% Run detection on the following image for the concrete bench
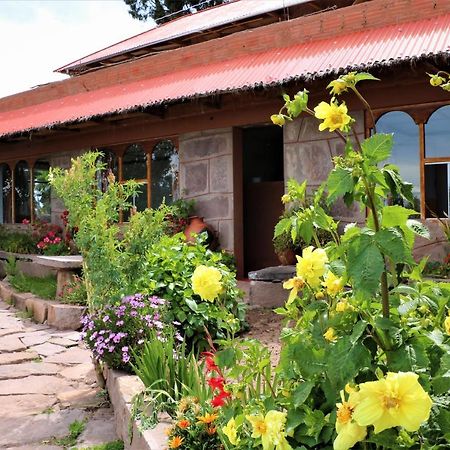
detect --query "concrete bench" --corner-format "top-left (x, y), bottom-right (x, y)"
top-left (34, 255), bottom-right (83, 297)
top-left (247, 265), bottom-right (295, 308)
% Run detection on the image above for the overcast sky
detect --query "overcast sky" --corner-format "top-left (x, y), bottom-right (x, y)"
top-left (0, 0), bottom-right (151, 98)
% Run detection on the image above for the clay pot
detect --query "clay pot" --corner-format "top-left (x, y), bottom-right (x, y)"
top-left (276, 248), bottom-right (296, 266)
top-left (184, 216), bottom-right (219, 250)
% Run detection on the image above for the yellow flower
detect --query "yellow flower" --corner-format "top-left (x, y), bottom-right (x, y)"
top-left (314, 100), bottom-right (352, 132)
top-left (428, 73), bottom-right (446, 87)
top-left (271, 114), bottom-right (286, 127)
top-left (336, 300), bottom-right (354, 313)
top-left (328, 79), bottom-right (348, 95)
top-left (353, 372), bottom-right (432, 433)
top-left (444, 315), bottom-right (450, 335)
top-left (322, 272), bottom-right (344, 296)
top-left (196, 412), bottom-right (218, 425)
top-left (222, 417), bottom-right (240, 445)
top-left (168, 435), bottom-right (184, 448)
top-left (281, 194), bottom-right (291, 204)
top-left (246, 410), bottom-right (292, 450)
top-left (283, 276), bottom-right (305, 305)
top-left (191, 265), bottom-right (222, 302)
top-left (296, 246), bottom-right (328, 287)
top-left (334, 390), bottom-right (367, 450)
top-left (315, 291), bottom-right (325, 299)
top-left (324, 327), bottom-right (338, 342)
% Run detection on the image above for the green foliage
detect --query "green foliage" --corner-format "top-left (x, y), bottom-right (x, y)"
top-left (134, 233), bottom-right (246, 348)
top-left (0, 226), bottom-right (36, 254)
top-left (9, 273), bottom-right (57, 300)
top-left (58, 275), bottom-right (88, 305)
top-left (75, 441), bottom-right (124, 450)
top-left (51, 419), bottom-right (86, 447)
top-left (132, 329), bottom-right (210, 423)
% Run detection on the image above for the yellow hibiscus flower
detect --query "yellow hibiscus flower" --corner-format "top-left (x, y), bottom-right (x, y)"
top-left (281, 194), bottom-right (291, 204)
top-left (323, 327), bottom-right (338, 342)
top-left (271, 114), bottom-right (286, 127)
top-left (322, 271), bottom-right (344, 296)
top-left (444, 315), bottom-right (450, 335)
top-left (246, 410), bottom-right (292, 450)
top-left (283, 276), bottom-right (305, 305)
top-left (222, 417), bottom-right (240, 445)
top-left (328, 79), bottom-right (348, 95)
top-left (191, 265), bottom-right (222, 302)
top-left (313, 100), bottom-right (352, 132)
top-left (353, 372), bottom-right (432, 433)
top-left (296, 246), bottom-right (328, 287)
top-left (336, 300), bottom-right (354, 313)
top-left (334, 390), bottom-right (367, 450)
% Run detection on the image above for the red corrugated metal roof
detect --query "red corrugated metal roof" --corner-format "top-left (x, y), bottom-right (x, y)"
top-left (1, 14), bottom-right (449, 138)
top-left (56, 0), bottom-right (308, 74)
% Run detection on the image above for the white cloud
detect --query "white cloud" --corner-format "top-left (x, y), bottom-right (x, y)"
top-left (0, 0), bottom-right (151, 98)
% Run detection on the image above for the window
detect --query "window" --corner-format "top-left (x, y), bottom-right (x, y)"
top-left (97, 150), bottom-right (118, 192)
top-left (376, 111), bottom-right (420, 211)
top-left (424, 105), bottom-right (450, 218)
top-left (14, 161), bottom-right (31, 223)
top-left (0, 164), bottom-right (12, 224)
top-left (151, 140), bottom-right (178, 208)
top-left (33, 160), bottom-right (51, 222)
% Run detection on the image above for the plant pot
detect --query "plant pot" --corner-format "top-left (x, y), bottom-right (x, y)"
top-left (276, 248), bottom-right (296, 265)
top-left (184, 216), bottom-right (219, 250)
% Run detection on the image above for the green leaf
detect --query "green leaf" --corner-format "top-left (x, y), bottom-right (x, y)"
top-left (375, 228), bottom-right (410, 264)
top-left (361, 133), bottom-right (393, 163)
top-left (354, 72), bottom-right (380, 83)
top-left (216, 347), bottom-right (236, 368)
top-left (326, 167), bottom-right (354, 204)
top-left (388, 338), bottom-right (430, 372)
top-left (406, 219), bottom-right (430, 240)
top-left (292, 381), bottom-right (315, 407)
top-left (347, 234), bottom-right (384, 295)
top-left (274, 217), bottom-right (291, 238)
top-left (184, 298), bottom-right (198, 312)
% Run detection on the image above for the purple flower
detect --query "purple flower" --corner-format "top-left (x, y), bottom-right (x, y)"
top-left (122, 353), bottom-right (130, 363)
top-left (116, 320), bottom-right (124, 326)
top-left (103, 315), bottom-right (110, 323)
top-left (121, 346), bottom-right (129, 352)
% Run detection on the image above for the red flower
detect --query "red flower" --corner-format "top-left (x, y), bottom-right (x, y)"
top-left (208, 376), bottom-right (225, 391)
top-left (211, 390), bottom-right (231, 407)
top-left (22, 219), bottom-right (30, 225)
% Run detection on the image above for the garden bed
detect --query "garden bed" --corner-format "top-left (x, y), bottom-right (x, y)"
top-left (0, 278), bottom-right (85, 330)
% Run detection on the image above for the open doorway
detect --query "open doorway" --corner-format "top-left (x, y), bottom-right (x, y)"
top-left (242, 125), bottom-right (284, 275)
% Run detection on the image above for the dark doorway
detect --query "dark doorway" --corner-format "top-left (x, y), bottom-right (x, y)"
top-left (242, 126), bottom-right (284, 275)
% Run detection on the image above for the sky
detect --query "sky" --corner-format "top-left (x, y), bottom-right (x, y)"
top-left (0, 0), bottom-right (152, 98)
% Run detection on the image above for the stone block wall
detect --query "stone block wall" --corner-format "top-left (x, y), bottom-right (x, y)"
top-left (283, 111), bottom-right (365, 226)
top-left (178, 128), bottom-right (234, 251)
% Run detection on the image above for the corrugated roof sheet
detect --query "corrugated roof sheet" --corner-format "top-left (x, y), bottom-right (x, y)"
top-left (1, 14), bottom-right (449, 138)
top-left (56, 0), bottom-right (308, 73)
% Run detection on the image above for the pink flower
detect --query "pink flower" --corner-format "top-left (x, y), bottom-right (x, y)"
top-left (54, 237), bottom-right (61, 243)
top-left (22, 219), bottom-right (30, 225)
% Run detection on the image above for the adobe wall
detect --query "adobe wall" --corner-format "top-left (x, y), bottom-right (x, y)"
top-left (178, 128), bottom-right (234, 251)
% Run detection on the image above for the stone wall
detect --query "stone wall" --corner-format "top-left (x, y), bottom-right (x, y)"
top-left (178, 128), bottom-right (234, 251)
top-left (49, 150), bottom-right (84, 225)
top-left (283, 111), bottom-right (365, 226)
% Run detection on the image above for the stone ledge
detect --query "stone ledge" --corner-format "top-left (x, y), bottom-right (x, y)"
top-left (0, 280), bottom-right (85, 330)
top-left (104, 366), bottom-right (169, 450)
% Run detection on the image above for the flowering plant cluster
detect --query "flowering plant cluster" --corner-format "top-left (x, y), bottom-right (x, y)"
top-left (165, 397), bottom-right (222, 449)
top-left (81, 293), bottom-right (172, 371)
top-left (202, 351), bottom-right (231, 408)
top-left (58, 275), bottom-right (87, 306)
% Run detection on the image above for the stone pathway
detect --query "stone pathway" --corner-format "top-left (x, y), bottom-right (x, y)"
top-left (0, 299), bottom-right (118, 449)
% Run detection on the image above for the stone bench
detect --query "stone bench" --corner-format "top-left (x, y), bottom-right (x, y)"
top-left (34, 255), bottom-right (83, 298)
top-left (247, 265), bottom-right (295, 308)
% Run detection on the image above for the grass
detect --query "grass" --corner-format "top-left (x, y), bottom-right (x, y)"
top-left (15, 309), bottom-right (33, 320)
top-left (50, 419), bottom-right (86, 448)
top-left (9, 273), bottom-right (57, 300)
top-left (75, 441), bottom-right (124, 450)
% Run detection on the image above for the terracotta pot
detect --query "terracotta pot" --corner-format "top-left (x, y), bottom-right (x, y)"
top-left (277, 248), bottom-right (296, 266)
top-left (184, 216), bottom-right (207, 242)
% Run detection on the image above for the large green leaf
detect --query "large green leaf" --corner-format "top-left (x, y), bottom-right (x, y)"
top-left (292, 381), bottom-right (315, 407)
top-left (274, 217), bottom-right (291, 238)
top-left (375, 227), bottom-right (410, 264)
top-left (327, 167), bottom-right (354, 204)
top-left (387, 337), bottom-right (430, 372)
top-left (361, 133), bottom-right (393, 163)
top-left (347, 233), bottom-right (384, 295)
top-left (381, 205), bottom-right (417, 248)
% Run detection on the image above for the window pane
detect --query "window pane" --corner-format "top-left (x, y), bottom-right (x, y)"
top-left (425, 163), bottom-right (450, 218)
top-left (122, 144), bottom-right (147, 180)
top-left (33, 160), bottom-right (51, 222)
top-left (97, 150), bottom-right (118, 191)
top-left (14, 161), bottom-right (30, 223)
top-left (425, 105), bottom-right (450, 158)
top-left (151, 140), bottom-right (178, 208)
top-left (0, 164), bottom-right (12, 224)
top-left (376, 111), bottom-right (420, 210)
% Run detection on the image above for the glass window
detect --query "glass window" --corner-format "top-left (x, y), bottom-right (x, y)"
top-left (33, 160), bottom-right (51, 222)
top-left (376, 111), bottom-right (420, 211)
top-left (122, 144), bottom-right (147, 180)
top-left (425, 105), bottom-right (450, 158)
top-left (14, 161), bottom-right (31, 223)
top-left (0, 164), bottom-right (12, 224)
top-left (151, 140), bottom-right (178, 208)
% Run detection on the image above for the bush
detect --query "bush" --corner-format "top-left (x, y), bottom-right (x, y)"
top-left (58, 275), bottom-right (88, 305)
top-left (81, 293), bottom-right (172, 371)
top-left (134, 233), bottom-right (246, 349)
top-left (0, 226), bottom-right (37, 254)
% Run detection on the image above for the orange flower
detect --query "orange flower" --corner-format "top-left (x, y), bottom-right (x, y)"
top-left (197, 412), bottom-right (218, 425)
top-left (168, 435), bottom-right (184, 448)
top-left (207, 426), bottom-right (217, 435)
top-left (177, 419), bottom-right (190, 429)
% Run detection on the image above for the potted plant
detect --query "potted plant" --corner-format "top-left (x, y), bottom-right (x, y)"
top-left (273, 230), bottom-right (296, 265)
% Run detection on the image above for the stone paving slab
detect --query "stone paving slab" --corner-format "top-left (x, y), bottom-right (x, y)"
top-left (0, 298), bottom-right (118, 448)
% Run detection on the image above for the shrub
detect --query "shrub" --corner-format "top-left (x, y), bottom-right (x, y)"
top-left (134, 233), bottom-right (246, 349)
top-left (81, 293), bottom-right (172, 371)
top-left (58, 275), bottom-right (88, 305)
